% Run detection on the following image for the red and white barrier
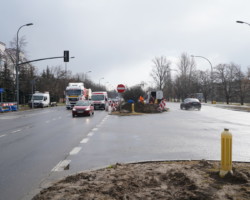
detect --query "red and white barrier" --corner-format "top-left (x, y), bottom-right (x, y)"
top-left (158, 99), bottom-right (167, 111)
top-left (109, 101), bottom-right (119, 112)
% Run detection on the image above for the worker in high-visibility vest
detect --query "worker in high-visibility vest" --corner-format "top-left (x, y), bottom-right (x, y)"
top-left (139, 96), bottom-right (144, 104)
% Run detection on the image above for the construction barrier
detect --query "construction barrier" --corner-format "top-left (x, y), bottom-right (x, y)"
top-left (109, 101), bottom-right (119, 112)
top-left (158, 99), bottom-right (167, 111)
top-left (0, 102), bottom-right (17, 112)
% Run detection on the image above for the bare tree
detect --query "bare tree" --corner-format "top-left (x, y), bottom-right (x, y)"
top-left (235, 67), bottom-right (249, 105)
top-left (150, 56), bottom-right (171, 90)
top-left (10, 36), bottom-right (28, 54)
top-left (214, 63), bottom-right (238, 104)
top-left (196, 70), bottom-right (211, 103)
top-left (163, 69), bottom-right (173, 100)
top-left (175, 52), bottom-right (196, 100)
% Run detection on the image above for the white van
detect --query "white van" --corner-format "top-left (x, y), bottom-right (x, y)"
top-left (29, 91), bottom-right (50, 108)
top-left (145, 90), bottom-right (163, 104)
top-left (91, 91), bottom-right (108, 110)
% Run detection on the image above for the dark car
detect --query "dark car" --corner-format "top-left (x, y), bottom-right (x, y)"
top-left (72, 100), bottom-right (94, 117)
top-left (180, 98), bottom-right (201, 110)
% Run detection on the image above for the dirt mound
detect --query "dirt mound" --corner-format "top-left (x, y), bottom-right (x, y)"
top-left (32, 160), bottom-right (250, 200)
top-left (121, 102), bottom-right (162, 113)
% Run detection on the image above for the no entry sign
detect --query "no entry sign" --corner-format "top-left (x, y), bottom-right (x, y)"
top-left (117, 84), bottom-right (126, 93)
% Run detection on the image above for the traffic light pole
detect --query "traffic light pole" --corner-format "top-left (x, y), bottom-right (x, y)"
top-left (15, 51), bottom-right (69, 110)
top-left (18, 56), bottom-right (64, 66)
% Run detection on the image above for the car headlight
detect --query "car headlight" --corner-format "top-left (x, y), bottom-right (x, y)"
top-left (72, 108), bottom-right (76, 111)
top-left (85, 108), bottom-right (90, 111)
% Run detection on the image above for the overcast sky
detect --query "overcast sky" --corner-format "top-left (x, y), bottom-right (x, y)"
top-left (1, 0), bottom-right (250, 89)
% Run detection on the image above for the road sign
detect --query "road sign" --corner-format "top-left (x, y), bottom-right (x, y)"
top-left (117, 84), bottom-right (126, 93)
top-left (0, 88), bottom-right (4, 93)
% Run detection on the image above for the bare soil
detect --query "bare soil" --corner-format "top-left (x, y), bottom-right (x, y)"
top-left (32, 160), bottom-right (250, 200)
top-left (120, 102), bottom-right (162, 113)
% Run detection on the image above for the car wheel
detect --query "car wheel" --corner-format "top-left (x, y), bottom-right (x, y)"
top-left (72, 114), bottom-right (75, 117)
top-left (92, 111), bottom-right (94, 115)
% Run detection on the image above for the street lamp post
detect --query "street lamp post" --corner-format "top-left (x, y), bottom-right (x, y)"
top-left (30, 78), bottom-right (37, 109)
top-left (99, 77), bottom-right (104, 86)
top-left (191, 55), bottom-right (214, 102)
top-left (16, 23), bottom-right (33, 110)
top-left (105, 82), bottom-right (109, 90)
top-left (236, 20), bottom-right (250, 26)
top-left (85, 71), bottom-right (92, 81)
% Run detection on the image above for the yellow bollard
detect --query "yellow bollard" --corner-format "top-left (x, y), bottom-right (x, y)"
top-left (131, 103), bottom-right (135, 113)
top-left (220, 128), bottom-right (233, 177)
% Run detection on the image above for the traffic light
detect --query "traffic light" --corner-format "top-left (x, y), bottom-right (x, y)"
top-left (64, 50), bottom-right (69, 62)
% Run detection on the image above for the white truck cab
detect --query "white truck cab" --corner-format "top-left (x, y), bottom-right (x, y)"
top-left (145, 90), bottom-right (163, 104)
top-left (65, 82), bottom-right (85, 109)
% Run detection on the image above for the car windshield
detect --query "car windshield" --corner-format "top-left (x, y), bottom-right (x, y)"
top-left (184, 98), bottom-right (199, 103)
top-left (66, 90), bottom-right (82, 96)
top-left (91, 95), bottom-right (104, 101)
top-left (75, 101), bottom-right (90, 106)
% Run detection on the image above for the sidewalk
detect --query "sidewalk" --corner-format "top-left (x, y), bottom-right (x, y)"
top-left (203, 102), bottom-right (250, 112)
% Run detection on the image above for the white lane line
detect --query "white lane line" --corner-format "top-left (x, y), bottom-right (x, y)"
top-left (87, 132), bottom-right (94, 137)
top-left (51, 160), bottom-right (71, 172)
top-left (80, 138), bottom-right (89, 143)
top-left (0, 135), bottom-right (6, 138)
top-left (92, 128), bottom-right (98, 132)
top-left (69, 147), bottom-right (82, 155)
top-left (11, 129), bottom-right (21, 133)
top-left (45, 120), bottom-right (50, 123)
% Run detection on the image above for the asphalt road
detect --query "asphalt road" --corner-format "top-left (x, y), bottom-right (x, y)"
top-left (0, 107), bottom-right (108, 200)
top-left (48, 102), bottom-right (250, 176)
top-left (1, 103), bottom-right (250, 200)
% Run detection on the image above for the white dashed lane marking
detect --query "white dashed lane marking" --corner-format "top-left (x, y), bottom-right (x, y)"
top-left (11, 129), bottom-right (21, 133)
top-left (51, 115), bottom-right (109, 172)
top-left (51, 160), bottom-right (71, 172)
top-left (0, 135), bottom-right (6, 138)
top-left (87, 132), bottom-right (94, 137)
top-left (69, 147), bottom-right (82, 155)
top-left (80, 138), bottom-right (89, 143)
